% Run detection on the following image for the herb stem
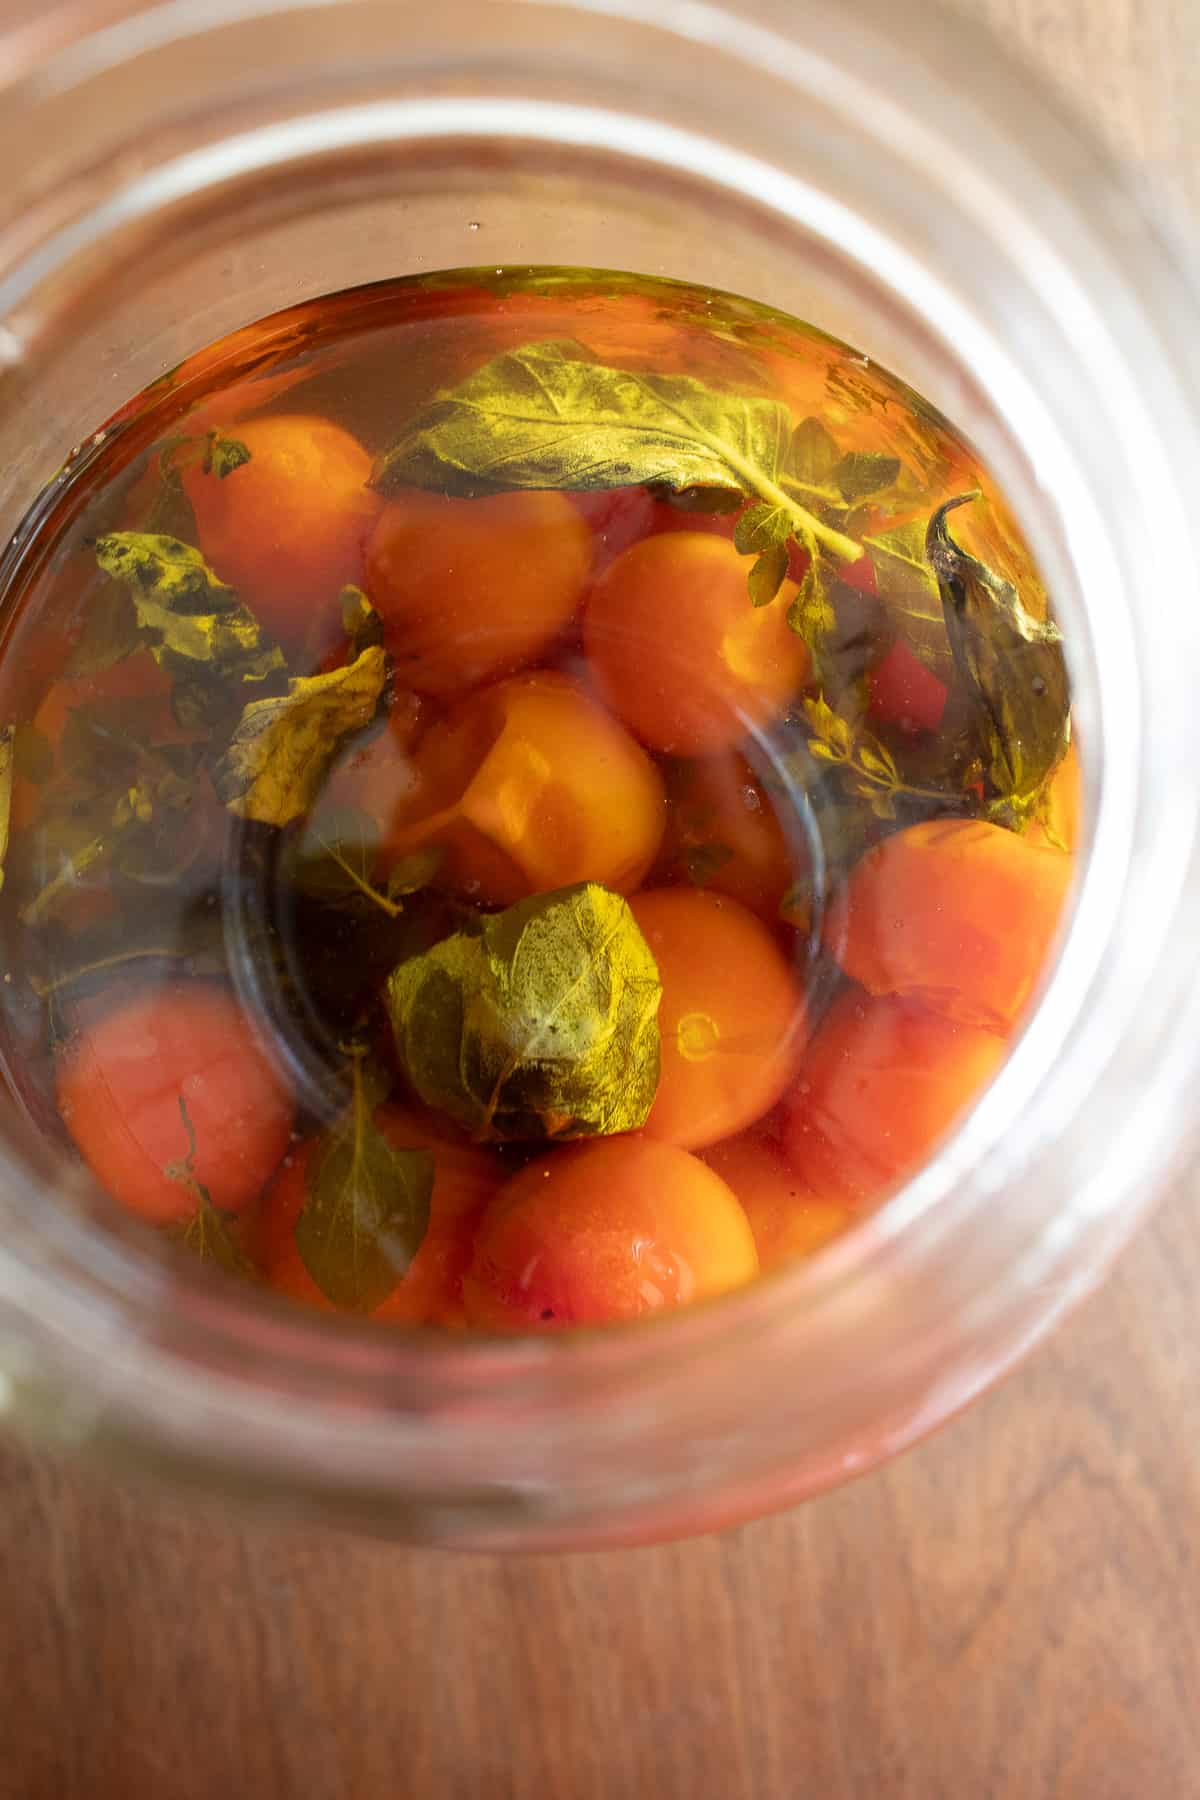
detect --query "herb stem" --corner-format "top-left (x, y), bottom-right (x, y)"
top-left (20, 835), bottom-right (108, 927)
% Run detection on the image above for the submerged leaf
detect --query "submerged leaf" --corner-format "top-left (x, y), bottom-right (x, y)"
top-left (386, 881), bottom-right (662, 1144)
top-left (372, 339), bottom-right (861, 564)
top-left (295, 1056), bottom-right (435, 1312)
top-left (283, 804), bottom-right (438, 917)
top-left (927, 494), bottom-right (1070, 826)
top-left (748, 543), bottom-right (789, 608)
top-left (340, 584), bottom-right (386, 658)
top-left (165, 1095), bottom-right (253, 1277)
top-left (864, 521), bottom-right (952, 674)
top-left (214, 646), bottom-right (387, 827)
top-left (833, 450), bottom-right (901, 503)
top-left (64, 582), bottom-right (149, 676)
top-left (94, 532), bottom-right (286, 710)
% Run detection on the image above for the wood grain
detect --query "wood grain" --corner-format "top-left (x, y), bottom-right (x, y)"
top-left (2, 4), bottom-right (1198, 1797)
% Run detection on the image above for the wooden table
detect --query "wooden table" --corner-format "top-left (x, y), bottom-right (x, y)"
top-left (3, 4), bottom-right (1198, 1796)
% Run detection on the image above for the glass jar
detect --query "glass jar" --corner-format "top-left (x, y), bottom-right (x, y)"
top-left (0, 0), bottom-right (1197, 1550)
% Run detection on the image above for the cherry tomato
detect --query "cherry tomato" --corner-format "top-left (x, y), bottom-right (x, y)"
top-left (463, 1135), bottom-right (758, 1330)
top-left (866, 639), bottom-right (948, 736)
top-left (569, 488), bottom-right (659, 573)
top-left (701, 1133), bottom-right (850, 1270)
top-left (365, 488), bottom-right (591, 697)
top-left (782, 989), bottom-right (1007, 1206)
top-left (256, 1105), bottom-right (501, 1323)
top-left (583, 532), bottom-right (811, 755)
top-left (183, 413), bottom-right (381, 654)
top-left (655, 753), bottom-right (798, 922)
top-left (824, 818), bottom-right (1073, 1035)
top-left (55, 982), bottom-right (295, 1224)
top-left (629, 888), bottom-right (807, 1150)
top-left (382, 670), bottom-right (665, 906)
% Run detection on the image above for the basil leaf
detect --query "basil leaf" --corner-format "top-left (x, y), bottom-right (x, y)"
top-left (748, 543), bottom-right (789, 608)
top-left (734, 503), bottom-right (791, 555)
top-left (296, 1067), bottom-right (435, 1312)
top-left (173, 1198), bottom-right (254, 1277)
top-left (339, 584), bottom-right (386, 658)
top-left (203, 433), bottom-right (252, 479)
top-left (64, 582), bottom-right (149, 676)
top-left (214, 646), bottom-right (387, 827)
top-left (788, 417), bottom-right (839, 487)
top-left (372, 338), bottom-right (861, 564)
top-left (863, 521), bottom-right (953, 674)
top-left (834, 451), bottom-right (901, 503)
top-left (386, 881), bottom-right (662, 1144)
top-left (94, 533), bottom-right (287, 713)
top-left (927, 494), bottom-right (1070, 826)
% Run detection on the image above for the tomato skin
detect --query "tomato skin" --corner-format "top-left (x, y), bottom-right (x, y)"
top-left (255, 1105), bottom-right (501, 1323)
top-left (824, 818), bottom-right (1073, 1036)
top-left (782, 989), bottom-right (1007, 1206)
top-left (382, 669), bottom-right (666, 906)
top-left (866, 639), bottom-right (948, 735)
top-left (365, 488), bottom-right (591, 697)
top-left (628, 888), bottom-right (807, 1150)
top-left (700, 1133), bottom-right (849, 1270)
top-left (583, 532), bottom-right (811, 756)
top-left (55, 982), bottom-right (295, 1224)
top-left (183, 413), bottom-right (381, 653)
top-left (463, 1135), bottom-right (758, 1330)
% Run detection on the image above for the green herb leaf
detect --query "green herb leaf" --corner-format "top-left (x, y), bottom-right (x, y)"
top-left (295, 1055), bottom-right (435, 1312)
top-left (283, 803), bottom-right (439, 917)
top-left (734, 503), bottom-right (791, 556)
top-left (684, 841), bottom-right (735, 887)
top-left (833, 451), bottom-right (901, 503)
top-left (94, 532), bottom-right (287, 720)
top-left (786, 556), bottom-right (835, 649)
top-left (339, 584), bottom-right (386, 658)
top-left (63, 582), bottom-right (149, 676)
top-left (800, 694), bottom-right (957, 822)
top-left (748, 543), bottom-right (789, 608)
top-left (203, 432), bottom-right (252, 479)
top-left (927, 493), bottom-right (1070, 826)
top-left (386, 881), bottom-right (662, 1144)
top-left (214, 646), bottom-right (387, 827)
top-left (165, 1096), bottom-right (253, 1277)
top-left (863, 521), bottom-right (952, 674)
top-left (372, 338), bottom-right (862, 564)
top-left (788, 417), bottom-right (839, 487)
top-left (649, 484), bottom-right (744, 515)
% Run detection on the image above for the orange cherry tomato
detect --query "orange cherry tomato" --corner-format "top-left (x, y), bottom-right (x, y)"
top-left (463, 1135), bottom-right (758, 1330)
top-left (866, 639), bottom-right (948, 736)
top-left (55, 982), bottom-right (295, 1224)
top-left (628, 888), bottom-right (807, 1150)
top-left (256, 1105), bottom-right (501, 1323)
top-left (700, 1133), bottom-right (850, 1270)
top-left (655, 752), bottom-right (798, 922)
top-left (583, 532), bottom-right (811, 755)
top-left (365, 488), bottom-right (591, 697)
top-left (824, 818), bottom-right (1073, 1036)
top-left (382, 670), bottom-right (666, 906)
top-left (183, 413), bottom-right (381, 654)
top-left (783, 989), bottom-right (1007, 1207)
